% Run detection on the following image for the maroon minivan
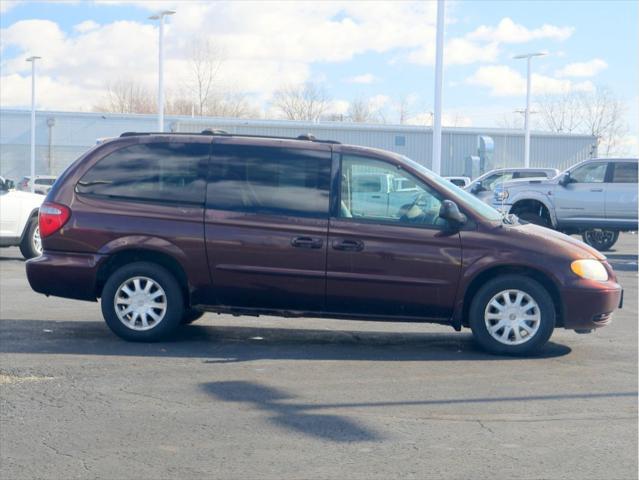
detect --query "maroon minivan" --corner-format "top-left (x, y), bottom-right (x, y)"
top-left (26, 131), bottom-right (623, 355)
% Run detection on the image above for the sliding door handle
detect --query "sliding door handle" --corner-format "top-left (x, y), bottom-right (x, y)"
top-left (332, 239), bottom-right (364, 252)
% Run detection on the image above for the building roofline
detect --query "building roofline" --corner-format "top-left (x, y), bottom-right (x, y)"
top-left (0, 108), bottom-right (597, 139)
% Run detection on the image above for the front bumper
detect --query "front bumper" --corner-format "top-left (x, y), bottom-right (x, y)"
top-left (26, 250), bottom-right (106, 301)
top-left (561, 284), bottom-right (622, 330)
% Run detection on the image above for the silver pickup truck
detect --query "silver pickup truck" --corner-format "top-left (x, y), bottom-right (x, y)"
top-left (492, 158), bottom-right (638, 250)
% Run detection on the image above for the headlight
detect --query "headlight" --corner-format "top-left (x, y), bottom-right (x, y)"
top-left (494, 189), bottom-right (509, 202)
top-left (571, 259), bottom-right (608, 281)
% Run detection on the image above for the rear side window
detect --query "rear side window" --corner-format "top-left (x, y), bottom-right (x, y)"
top-left (207, 145), bottom-right (331, 218)
top-left (76, 142), bottom-right (210, 204)
top-left (516, 171), bottom-right (546, 179)
top-left (611, 162), bottom-right (638, 183)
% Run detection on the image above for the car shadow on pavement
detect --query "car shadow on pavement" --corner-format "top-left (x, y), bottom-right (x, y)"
top-left (0, 319), bottom-right (572, 361)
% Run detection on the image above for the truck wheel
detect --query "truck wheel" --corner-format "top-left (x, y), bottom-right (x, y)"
top-left (515, 211), bottom-right (551, 227)
top-left (582, 229), bottom-right (619, 251)
top-left (101, 262), bottom-right (184, 342)
top-left (19, 218), bottom-right (42, 259)
top-left (181, 308), bottom-right (205, 324)
top-left (469, 275), bottom-right (556, 356)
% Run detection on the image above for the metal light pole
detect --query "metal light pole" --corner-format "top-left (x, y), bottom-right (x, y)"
top-left (26, 56), bottom-right (41, 192)
top-left (431, 0), bottom-right (445, 175)
top-left (149, 10), bottom-right (175, 132)
top-left (514, 52), bottom-right (546, 168)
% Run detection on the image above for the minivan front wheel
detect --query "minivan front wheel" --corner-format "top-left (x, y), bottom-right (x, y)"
top-left (101, 262), bottom-right (184, 341)
top-left (469, 275), bottom-right (555, 355)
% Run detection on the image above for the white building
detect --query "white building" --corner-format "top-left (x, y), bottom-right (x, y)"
top-left (0, 108), bottom-right (597, 180)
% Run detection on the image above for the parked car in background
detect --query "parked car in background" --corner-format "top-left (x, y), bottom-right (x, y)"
top-left (26, 131), bottom-right (623, 355)
top-left (0, 176), bottom-right (43, 258)
top-left (444, 176), bottom-right (471, 188)
top-left (17, 175), bottom-right (57, 195)
top-left (467, 168), bottom-right (560, 204)
top-left (493, 158), bottom-right (638, 251)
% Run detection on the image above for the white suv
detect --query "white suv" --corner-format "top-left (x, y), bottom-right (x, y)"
top-left (0, 177), bottom-right (44, 258)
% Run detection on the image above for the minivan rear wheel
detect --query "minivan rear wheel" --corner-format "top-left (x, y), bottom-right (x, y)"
top-left (469, 275), bottom-right (555, 355)
top-left (101, 262), bottom-right (184, 341)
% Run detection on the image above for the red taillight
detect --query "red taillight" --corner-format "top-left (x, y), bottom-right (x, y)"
top-left (39, 202), bottom-right (71, 238)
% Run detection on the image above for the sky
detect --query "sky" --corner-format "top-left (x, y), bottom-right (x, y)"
top-left (0, 0), bottom-right (637, 150)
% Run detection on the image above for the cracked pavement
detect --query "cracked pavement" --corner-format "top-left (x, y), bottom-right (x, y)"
top-left (1, 234), bottom-right (637, 480)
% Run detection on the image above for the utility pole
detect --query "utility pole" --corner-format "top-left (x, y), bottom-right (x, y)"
top-left (26, 56), bottom-right (41, 191)
top-left (513, 52), bottom-right (546, 167)
top-left (149, 10), bottom-right (175, 132)
top-left (431, 0), bottom-right (445, 175)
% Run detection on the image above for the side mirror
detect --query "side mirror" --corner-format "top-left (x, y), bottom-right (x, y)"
top-left (439, 200), bottom-right (467, 225)
top-left (5, 179), bottom-right (14, 190)
top-left (558, 172), bottom-right (573, 186)
top-left (470, 181), bottom-right (485, 194)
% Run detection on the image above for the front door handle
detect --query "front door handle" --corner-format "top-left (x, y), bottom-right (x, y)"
top-left (291, 236), bottom-right (323, 249)
top-left (590, 188), bottom-right (604, 192)
top-left (332, 239), bottom-right (364, 252)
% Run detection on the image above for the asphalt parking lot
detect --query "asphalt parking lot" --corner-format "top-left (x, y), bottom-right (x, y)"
top-left (1, 234), bottom-right (637, 480)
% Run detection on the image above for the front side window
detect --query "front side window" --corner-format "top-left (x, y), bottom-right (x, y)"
top-left (483, 172), bottom-right (513, 190)
top-left (570, 162), bottom-right (607, 183)
top-left (339, 155), bottom-right (443, 227)
top-left (76, 142), bottom-right (209, 204)
top-left (611, 162), bottom-right (638, 183)
top-left (207, 145), bottom-right (331, 218)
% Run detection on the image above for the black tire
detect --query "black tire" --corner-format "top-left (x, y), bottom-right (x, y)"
top-left (101, 262), bottom-right (184, 342)
top-left (582, 229), bottom-right (619, 251)
top-left (469, 275), bottom-right (556, 356)
top-left (19, 218), bottom-right (42, 259)
top-left (515, 211), bottom-right (551, 228)
top-left (181, 308), bottom-right (205, 324)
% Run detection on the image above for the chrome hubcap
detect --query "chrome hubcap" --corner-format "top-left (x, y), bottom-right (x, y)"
top-left (484, 289), bottom-right (541, 346)
top-left (32, 226), bottom-right (42, 255)
top-left (114, 276), bottom-right (167, 331)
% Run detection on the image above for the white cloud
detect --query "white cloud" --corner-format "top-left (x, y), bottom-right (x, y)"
top-left (466, 65), bottom-right (595, 96)
top-left (407, 17), bottom-right (573, 66)
top-left (73, 20), bottom-right (100, 33)
top-left (0, 4), bottom-right (579, 112)
top-left (467, 17), bottom-right (573, 44)
top-left (555, 58), bottom-right (608, 77)
top-left (0, 0), bottom-right (22, 14)
top-left (345, 73), bottom-right (377, 84)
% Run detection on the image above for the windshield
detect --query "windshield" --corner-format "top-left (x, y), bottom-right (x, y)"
top-left (400, 155), bottom-right (503, 222)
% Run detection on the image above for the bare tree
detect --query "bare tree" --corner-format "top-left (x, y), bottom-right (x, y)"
top-left (272, 82), bottom-right (331, 121)
top-left (496, 112), bottom-right (524, 129)
top-left (186, 38), bottom-right (224, 117)
top-left (93, 79), bottom-right (155, 114)
top-left (536, 92), bottom-right (582, 133)
top-left (535, 85), bottom-right (628, 156)
top-left (347, 98), bottom-right (382, 123)
top-left (578, 87), bottom-right (627, 156)
top-left (395, 96), bottom-right (412, 125)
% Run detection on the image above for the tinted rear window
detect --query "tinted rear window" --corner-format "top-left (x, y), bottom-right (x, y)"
top-left (611, 162), bottom-right (638, 183)
top-left (76, 142), bottom-right (209, 204)
top-left (207, 145), bottom-right (331, 217)
top-left (517, 171), bottom-right (547, 179)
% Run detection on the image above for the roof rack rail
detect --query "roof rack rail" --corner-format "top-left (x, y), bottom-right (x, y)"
top-left (119, 130), bottom-right (340, 144)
